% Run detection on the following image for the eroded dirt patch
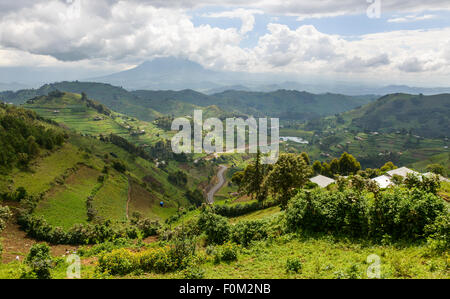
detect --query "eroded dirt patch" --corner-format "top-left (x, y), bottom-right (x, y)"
top-left (1, 221), bottom-right (87, 264)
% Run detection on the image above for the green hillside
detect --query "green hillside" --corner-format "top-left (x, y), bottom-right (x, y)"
top-left (1, 82), bottom-right (376, 123)
top-left (22, 91), bottom-right (167, 147)
top-left (1, 95), bottom-right (449, 281)
top-left (282, 93), bottom-right (450, 169)
top-left (0, 102), bottom-right (214, 229)
top-left (209, 90), bottom-right (375, 119)
top-left (350, 93), bottom-right (450, 138)
top-left (0, 82), bottom-right (162, 121)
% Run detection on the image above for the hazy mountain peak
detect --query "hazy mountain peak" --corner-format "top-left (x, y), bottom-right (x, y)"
top-left (138, 57), bottom-right (207, 73)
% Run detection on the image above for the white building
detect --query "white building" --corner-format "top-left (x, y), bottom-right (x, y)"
top-left (386, 167), bottom-right (420, 178)
top-left (372, 167), bottom-right (449, 188)
top-left (372, 175), bottom-right (393, 189)
top-left (310, 175), bottom-right (335, 188)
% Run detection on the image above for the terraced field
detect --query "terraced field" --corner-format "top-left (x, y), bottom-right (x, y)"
top-left (34, 166), bottom-right (101, 229)
top-left (9, 143), bottom-right (86, 196)
top-left (92, 171), bottom-right (129, 222)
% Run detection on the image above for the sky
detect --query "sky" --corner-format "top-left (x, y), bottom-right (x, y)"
top-left (0, 0), bottom-right (450, 86)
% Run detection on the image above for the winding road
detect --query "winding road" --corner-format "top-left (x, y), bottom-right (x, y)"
top-left (206, 165), bottom-right (228, 204)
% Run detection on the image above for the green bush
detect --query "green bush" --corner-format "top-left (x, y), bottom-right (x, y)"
top-left (17, 207), bottom-right (157, 245)
top-left (24, 243), bottom-right (53, 279)
top-left (231, 219), bottom-right (268, 247)
top-left (286, 257), bottom-right (302, 273)
top-left (98, 248), bottom-right (136, 276)
top-left (286, 189), bottom-right (369, 237)
top-left (137, 246), bottom-right (175, 274)
top-left (98, 244), bottom-right (194, 276)
top-left (285, 187), bottom-right (445, 241)
top-left (425, 213), bottom-right (450, 253)
top-left (213, 242), bottom-right (238, 264)
top-left (197, 209), bottom-right (230, 245)
top-left (368, 188), bottom-right (445, 239)
top-left (181, 265), bottom-right (205, 279)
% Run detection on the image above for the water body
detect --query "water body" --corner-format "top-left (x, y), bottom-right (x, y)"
top-left (280, 137), bottom-right (309, 144)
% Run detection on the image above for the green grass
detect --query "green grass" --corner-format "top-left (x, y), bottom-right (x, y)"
top-left (197, 238), bottom-right (449, 279)
top-left (24, 92), bottom-right (168, 146)
top-left (93, 171), bottom-right (128, 222)
top-left (79, 235), bottom-right (448, 279)
top-left (409, 152), bottom-right (450, 175)
top-left (34, 166), bottom-right (101, 229)
top-left (10, 144), bottom-right (85, 196)
top-left (4, 235), bottom-right (447, 279)
top-left (229, 206), bottom-right (282, 223)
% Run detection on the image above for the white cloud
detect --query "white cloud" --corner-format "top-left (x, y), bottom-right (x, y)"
top-left (203, 8), bottom-right (263, 34)
top-left (0, 1), bottom-right (246, 67)
top-left (135, 0), bottom-right (450, 18)
top-left (387, 14), bottom-right (437, 23)
top-left (0, 0), bottom-right (449, 86)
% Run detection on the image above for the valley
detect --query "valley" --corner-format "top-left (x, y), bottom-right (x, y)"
top-left (0, 82), bottom-right (449, 280)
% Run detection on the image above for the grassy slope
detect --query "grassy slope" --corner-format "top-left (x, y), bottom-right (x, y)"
top-left (4, 94), bottom-right (214, 226)
top-left (350, 93), bottom-right (450, 138)
top-left (4, 202), bottom-right (445, 279)
top-left (0, 81), bottom-right (162, 121)
top-left (210, 90), bottom-right (374, 119)
top-left (22, 92), bottom-right (167, 145)
top-left (284, 94), bottom-right (449, 169)
top-left (34, 166), bottom-right (101, 229)
top-left (409, 152), bottom-right (450, 175)
top-left (93, 171), bottom-right (128, 222)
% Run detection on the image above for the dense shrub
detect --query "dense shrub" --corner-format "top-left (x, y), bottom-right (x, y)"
top-left (78, 238), bottom-right (133, 257)
top-left (286, 189), bottom-right (369, 237)
top-left (98, 248), bottom-right (136, 276)
top-left (17, 210), bottom-right (158, 245)
top-left (98, 243), bottom-right (194, 276)
top-left (0, 106), bottom-right (65, 170)
top-left (185, 189), bottom-right (204, 207)
top-left (197, 209), bottom-right (230, 245)
top-left (231, 219), bottom-right (269, 247)
top-left (24, 243), bottom-right (53, 279)
top-left (286, 187), bottom-right (445, 241)
top-left (213, 242), bottom-right (238, 264)
top-left (137, 246), bottom-right (176, 273)
top-left (168, 171), bottom-right (188, 187)
top-left (368, 188), bottom-right (445, 239)
top-left (133, 218), bottom-right (160, 238)
top-left (181, 265), bottom-right (205, 279)
top-left (112, 160), bottom-right (127, 173)
top-left (286, 257), bottom-right (303, 273)
top-left (213, 200), bottom-right (278, 218)
top-left (404, 173), bottom-right (441, 195)
top-left (424, 213), bottom-right (450, 253)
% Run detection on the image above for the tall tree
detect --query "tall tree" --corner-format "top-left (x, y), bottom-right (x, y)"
top-left (312, 161), bottom-right (322, 175)
top-left (338, 152), bottom-right (361, 176)
top-left (241, 150), bottom-right (266, 202)
top-left (264, 153), bottom-right (312, 209)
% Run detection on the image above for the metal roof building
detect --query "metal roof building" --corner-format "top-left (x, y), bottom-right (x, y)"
top-left (372, 175), bottom-right (393, 189)
top-left (310, 175), bottom-right (335, 188)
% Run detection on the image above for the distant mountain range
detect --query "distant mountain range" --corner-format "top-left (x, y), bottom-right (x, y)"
top-left (349, 93), bottom-right (450, 138)
top-left (0, 81), bottom-right (375, 122)
top-left (1, 57), bottom-right (450, 95)
top-left (89, 57), bottom-right (450, 95)
top-left (0, 82), bottom-right (30, 92)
